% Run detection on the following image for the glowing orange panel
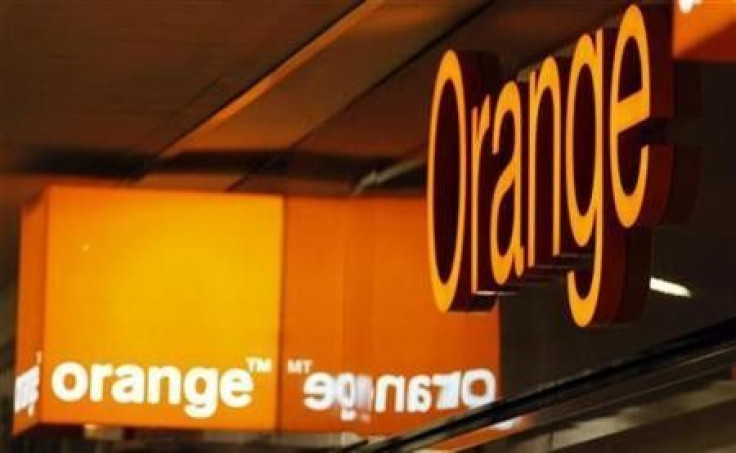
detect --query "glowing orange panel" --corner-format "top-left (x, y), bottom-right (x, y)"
top-left (279, 197), bottom-right (500, 435)
top-left (13, 186), bottom-right (283, 433)
top-left (14, 189), bottom-right (500, 437)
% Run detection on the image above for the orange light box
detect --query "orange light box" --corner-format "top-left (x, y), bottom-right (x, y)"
top-left (279, 197), bottom-right (500, 435)
top-left (13, 186), bottom-right (500, 437)
top-left (14, 187), bottom-right (284, 433)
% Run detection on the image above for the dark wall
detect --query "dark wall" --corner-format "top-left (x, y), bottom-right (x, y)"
top-left (501, 62), bottom-right (736, 396)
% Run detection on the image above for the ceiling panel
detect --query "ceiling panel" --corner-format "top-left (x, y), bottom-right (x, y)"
top-left (296, 0), bottom-right (631, 158)
top-left (0, 0), bottom-right (359, 157)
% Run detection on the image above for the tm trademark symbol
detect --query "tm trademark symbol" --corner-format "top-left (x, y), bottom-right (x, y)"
top-left (245, 356), bottom-right (273, 374)
top-left (286, 358), bottom-right (313, 375)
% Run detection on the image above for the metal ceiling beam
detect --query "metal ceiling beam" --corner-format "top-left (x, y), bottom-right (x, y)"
top-left (161, 0), bottom-right (388, 159)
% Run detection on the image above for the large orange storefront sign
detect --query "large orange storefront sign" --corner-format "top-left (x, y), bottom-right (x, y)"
top-left (427, 4), bottom-right (694, 327)
top-left (13, 187), bottom-right (500, 436)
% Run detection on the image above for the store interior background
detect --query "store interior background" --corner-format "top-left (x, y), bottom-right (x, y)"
top-left (0, 0), bottom-right (735, 450)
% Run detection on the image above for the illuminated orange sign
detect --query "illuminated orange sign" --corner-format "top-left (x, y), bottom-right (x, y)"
top-left (427, 5), bottom-right (689, 327)
top-left (14, 187), bottom-right (284, 433)
top-left (279, 197), bottom-right (500, 435)
top-left (14, 188), bottom-right (501, 436)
